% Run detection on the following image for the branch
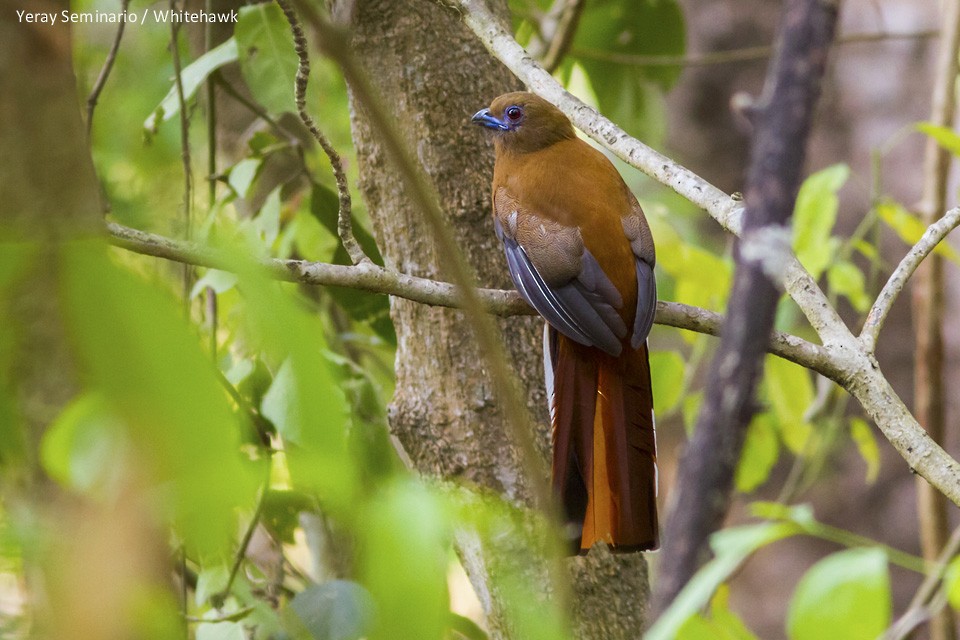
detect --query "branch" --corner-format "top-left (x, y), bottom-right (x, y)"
top-left (539, 0), bottom-right (586, 73)
top-left (861, 207), bottom-right (960, 351)
top-left (275, 0), bottom-right (368, 266)
top-left (650, 0), bottom-right (838, 615)
top-left (85, 0), bottom-right (131, 136)
top-left (105, 221), bottom-right (836, 380)
top-left (444, 0), bottom-right (849, 351)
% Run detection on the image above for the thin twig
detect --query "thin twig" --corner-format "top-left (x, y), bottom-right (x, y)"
top-left (540, 0), bottom-right (585, 73)
top-left (860, 207), bottom-right (960, 351)
top-left (168, 0), bottom-right (193, 312)
top-left (85, 0), bottom-right (131, 136)
top-left (214, 481), bottom-right (270, 607)
top-left (572, 29), bottom-right (939, 67)
top-left (274, 0), bottom-right (368, 266)
top-left (883, 524), bottom-right (960, 640)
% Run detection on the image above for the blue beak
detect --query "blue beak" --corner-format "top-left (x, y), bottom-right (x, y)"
top-left (472, 108), bottom-right (509, 131)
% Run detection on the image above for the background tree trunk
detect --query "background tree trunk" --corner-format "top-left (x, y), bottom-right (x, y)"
top-left (338, 0), bottom-right (650, 636)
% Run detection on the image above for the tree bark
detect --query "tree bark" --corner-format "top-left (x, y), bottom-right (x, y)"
top-left (339, 0), bottom-right (649, 636)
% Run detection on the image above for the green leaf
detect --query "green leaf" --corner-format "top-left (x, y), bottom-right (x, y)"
top-left (58, 239), bottom-right (259, 557)
top-left (877, 200), bottom-right (960, 265)
top-left (786, 548), bottom-right (891, 640)
top-left (650, 350), bottom-right (685, 414)
top-left (196, 621), bottom-right (246, 640)
top-left (195, 565), bottom-right (230, 607)
top-left (191, 269), bottom-right (239, 299)
top-left (284, 581), bottom-right (375, 640)
top-left (236, 4), bottom-right (298, 116)
top-left (40, 393), bottom-right (128, 494)
top-left (228, 158), bottom-right (263, 199)
top-left (945, 556), bottom-right (960, 610)
top-left (362, 480), bottom-right (448, 640)
top-left (916, 122), bottom-right (960, 157)
top-left (735, 414), bottom-right (779, 493)
top-left (792, 164), bottom-right (849, 279)
top-left (848, 418), bottom-right (880, 484)
top-left (763, 356), bottom-right (813, 454)
top-left (827, 260), bottom-right (870, 312)
top-left (144, 38), bottom-right (239, 134)
top-left (677, 584), bottom-right (759, 640)
top-left (570, 0), bottom-right (684, 142)
top-left (648, 522), bottom-right (800, 640)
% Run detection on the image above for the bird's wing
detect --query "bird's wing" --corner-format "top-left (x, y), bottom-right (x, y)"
top-left (622, 196), bottom-right (657, 350)
top-left (494, 188), bottom-right (627, 357)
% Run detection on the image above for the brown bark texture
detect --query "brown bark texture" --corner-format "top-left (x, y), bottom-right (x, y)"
top-left (338, 0), bottom-right (650, 636)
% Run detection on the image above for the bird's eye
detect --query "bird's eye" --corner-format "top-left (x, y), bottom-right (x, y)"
top-left (505, 105), bottom-right (524, 122)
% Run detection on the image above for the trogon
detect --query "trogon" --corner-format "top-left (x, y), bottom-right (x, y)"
top-left (472, 92), bottom-right (658, 552)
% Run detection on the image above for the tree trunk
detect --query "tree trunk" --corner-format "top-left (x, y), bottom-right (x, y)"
top-left (338, 0), bottom-right (650, 636)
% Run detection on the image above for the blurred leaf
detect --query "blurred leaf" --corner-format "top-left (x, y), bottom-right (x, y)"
top-left (144, 38), bottom-right (239, 135)
top-left (229, 158), bottom-right (263, 200)
top-left (763, 356), bottom-right (813, 454)
top-left (848, 418), bottom-right (879, 484)
top-left (650, 350), bottom-right (684, 414)
top-left (786, 548), bottom-right (890, 640)
top-left (916, 122), bottom-right (960, 156)
top-left (750, 501), bottom-right (816, 527)
top-left (363, 479), bottom-right (448, 640)
top-left (58, 239), bottom-right (258, 556)
top-left (447, 612), bottom-right (488, 640)
top-left (678, 584), bottom-right (759, 640)
top-left (284, 581), bottom-right (375, 640)
top-left (40, 393), bottom-right (128, 494)
top-left (261, 490), bottom-right (314, 544)
top-left (648, 522), bottom-right (800, 640)
top-left (735, 414), bottom-right (779, 493)
top-left (571, 0), bottom-right (684, 142)
top-left (197, 620), bottom-right (246, 640)
top-left (196, 565), bottom-right (230, 607)
top-left (945, 556), bottom-right (960, 610)
top-left (236, 257), bottom-right (355, 508)
top-left (191, 269), bottom-right (239, 299)
top-left (236, 4), bottom-right (298, 116)
top-left (792, 164), bottom-right (849, 279)
top-left (827, 261), bottom-right (870, 312)
top-left (877, 200), bottom-right (960, 265)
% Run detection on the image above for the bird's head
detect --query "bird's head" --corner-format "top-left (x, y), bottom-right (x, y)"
top-left (471, 91), bottom-right (576, 154)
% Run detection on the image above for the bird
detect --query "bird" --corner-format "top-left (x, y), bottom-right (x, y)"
top-left (472, 92), bottom-right (658, 553)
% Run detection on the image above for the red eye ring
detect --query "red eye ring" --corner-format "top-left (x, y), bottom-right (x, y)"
top-left (505, 105), bottom-right (523, 122)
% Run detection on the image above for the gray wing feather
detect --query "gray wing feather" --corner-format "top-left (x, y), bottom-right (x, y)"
top-left (630, 259), bottom-right (657, 350)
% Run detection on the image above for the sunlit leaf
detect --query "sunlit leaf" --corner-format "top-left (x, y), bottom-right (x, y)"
top-left (236, 4), bottom-right (298, 116)
top-left (650, 350), bottom-right (685, 414)
top-left (793, 164), bottom-right (849, 279)
top-left (945, 556), bottom-right (960, 610)
top-left (877, 200), bottom-right (960, 265)
top-left (763, 356), bottom-right (813, 454)
top-left (827, 260), bottom-right (870, 312)
top-left (786, 548), bottom-right (891, 640)
top-left (191, 269), bottom-right (239, 299)
top-left (848, 418), bottom-right (880, 484)
top-left (195, 565), bottom-right (230, 607)
top-left (648, 522), bottom-right (800, 640)
top-left (735, 414), bottom-right (779, 493)
top-left (144, 38), bottom-right (239, 134)
top-left (196, 620), bottom-right (246, 640)
top-left (916, 122), bottom-right (960, 157)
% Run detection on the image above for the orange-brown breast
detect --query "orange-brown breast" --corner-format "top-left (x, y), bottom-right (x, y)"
top-left (492, 137), bottom-right (638, 326)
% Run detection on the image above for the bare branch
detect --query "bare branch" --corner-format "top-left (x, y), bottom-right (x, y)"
top-left (540, 0), bottom-right (586, 73)
top-left (105, 221), bottom-right (836, 380)
top-left (275, 0), bottom-right (369, 266)
top-left (861, 207), bottom-right (960, 351)
top-left (85, 0), bottom-right (131, 137)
